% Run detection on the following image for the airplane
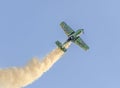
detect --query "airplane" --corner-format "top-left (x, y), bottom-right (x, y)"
top-left (55, 21), bottom-right (89, 52)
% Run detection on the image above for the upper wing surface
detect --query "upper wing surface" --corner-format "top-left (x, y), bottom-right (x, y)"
top-left (74, 37), bottom-right (89, 51)
top-left (60, 21), bottom-right (75, 37)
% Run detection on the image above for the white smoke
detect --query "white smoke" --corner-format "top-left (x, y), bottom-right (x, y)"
top-left (0, 42), bottom-right (71, 88)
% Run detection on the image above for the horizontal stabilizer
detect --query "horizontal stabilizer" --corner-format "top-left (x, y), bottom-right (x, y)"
top-left (55, 40), bottom-right (67, 52)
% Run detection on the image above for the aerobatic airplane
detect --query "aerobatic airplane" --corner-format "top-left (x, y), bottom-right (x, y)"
top-left (55, 21), bottom-right (89, 52)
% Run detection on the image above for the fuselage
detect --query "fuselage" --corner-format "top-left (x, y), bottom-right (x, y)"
top-left (67, 29), bottom-right (84, 42)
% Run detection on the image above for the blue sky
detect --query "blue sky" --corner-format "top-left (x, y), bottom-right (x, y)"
top-left (0, 0), bottom-right (120, 88)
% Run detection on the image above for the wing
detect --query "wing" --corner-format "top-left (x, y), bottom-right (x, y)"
top-left (74, 37), bottom-right (89, 51)
top-left (60, 21), bottom-right (75, 37)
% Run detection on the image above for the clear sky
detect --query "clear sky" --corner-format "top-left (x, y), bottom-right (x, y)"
top-left (0, 0), bottom-right (120, 88)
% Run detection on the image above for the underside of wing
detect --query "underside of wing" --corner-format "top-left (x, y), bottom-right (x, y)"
top-left (74, 37), bottom-right (89, 51)
top-left (60, 21), bottom-right (75, 37)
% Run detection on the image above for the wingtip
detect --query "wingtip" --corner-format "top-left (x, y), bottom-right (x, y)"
top-left (60, 21), bottom-right (66, 25)
top-left (85, 47), bottom-right (90, 51)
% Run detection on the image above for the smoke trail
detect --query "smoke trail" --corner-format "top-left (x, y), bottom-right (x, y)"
top-left (0, 42), bottom-right (71, 88)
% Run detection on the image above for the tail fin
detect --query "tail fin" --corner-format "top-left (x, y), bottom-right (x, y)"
top-left (55, 40), bottom-right (67, 52)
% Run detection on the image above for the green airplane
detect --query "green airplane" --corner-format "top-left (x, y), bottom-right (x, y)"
top-left (55, 21), bottom-right (89, 52)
